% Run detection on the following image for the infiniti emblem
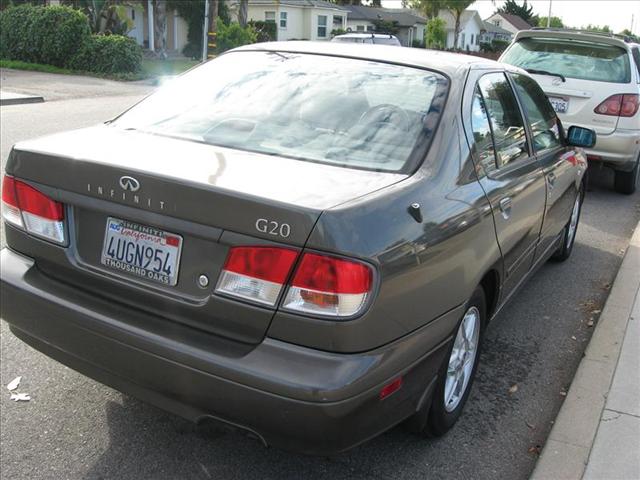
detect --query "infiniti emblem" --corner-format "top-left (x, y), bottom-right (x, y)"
top-left (119, 176), bottom-right (140, 192)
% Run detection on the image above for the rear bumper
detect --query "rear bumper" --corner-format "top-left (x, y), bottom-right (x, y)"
top-left (586, 128), bottom-right (640, 171)
top-left (0, 247), bottom-right (458, 454)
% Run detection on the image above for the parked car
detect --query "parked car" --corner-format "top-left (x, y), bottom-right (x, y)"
top-left (332, 32), bottom-right (402, 46)
top-left (0, 42), bottom-right (594, 455)
top-left (500, 29), bottom-right (640, 194)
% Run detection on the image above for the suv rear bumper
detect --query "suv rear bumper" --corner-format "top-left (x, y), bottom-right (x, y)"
top-left (587, 128), bottom-right (640, 171)
top-left (0, 247), bottom-right (458, 454)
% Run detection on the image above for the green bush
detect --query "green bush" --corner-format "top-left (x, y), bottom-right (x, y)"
top-left (69, 34), bottom-right (142, 74)
top-left (249, 20), bottom-right (276, 42)
top-left (216, 19), bottom-right (257, 53)
top-left (0, 4), bottom-right (90, 67)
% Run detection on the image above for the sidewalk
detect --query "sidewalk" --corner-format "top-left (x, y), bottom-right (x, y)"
top-left (532, 222), bottom-right (640, 479)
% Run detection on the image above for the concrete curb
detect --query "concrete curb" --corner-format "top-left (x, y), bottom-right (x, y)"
top-left (0, 91), bottom-right (45, 106)
top-left (531, 220), bottom-right (640, 480)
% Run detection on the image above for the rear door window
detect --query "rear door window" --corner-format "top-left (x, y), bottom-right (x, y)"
top-left (511, 74), bottom-right (563, 153)
top-left (471, 87), bottom-right (497, 172)
top-left (501, 37), bottom-right (631, 83)
top-left (632, 46), bottom-right (640, 81)
top-left (477, 73), bottom-right (530, 168)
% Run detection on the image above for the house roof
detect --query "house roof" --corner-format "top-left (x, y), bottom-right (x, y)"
top-left (244, 0), bottom-right (350, 11)
top-left (482, 21), bottom-right (512, 35)
top-left (490, 12), bottom-right (532, 30)
top-left (346, 6), bottom-right (426, 26)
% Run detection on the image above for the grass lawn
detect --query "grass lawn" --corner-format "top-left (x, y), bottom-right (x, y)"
top-left (0, 57), bottom-right (200, 81)
top-left (141, 58), bottom-right (200, 77)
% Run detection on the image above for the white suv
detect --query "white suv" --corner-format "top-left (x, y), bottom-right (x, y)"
top-left (500, 29), bottom-right (640, 194)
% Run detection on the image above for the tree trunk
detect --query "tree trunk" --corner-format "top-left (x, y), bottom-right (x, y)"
top-left (238, 0), bottom-right (248, 28)
top-left (209, 0), bottom-right (218, 34)
top-left (154, 0), bottom-right (167, 59)
top-left (453, 11), bottom-right (461, 50)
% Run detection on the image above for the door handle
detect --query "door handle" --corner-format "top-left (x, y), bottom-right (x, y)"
top-left (499, 197), bottom-right (512, 219)
top-left (547, 172), bottom-right (556, 190)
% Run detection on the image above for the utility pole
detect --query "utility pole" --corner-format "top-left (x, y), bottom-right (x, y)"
top-left (546, 0), bottom-right (552, 28)
top-left (201, 0), bottom-right (209, 62)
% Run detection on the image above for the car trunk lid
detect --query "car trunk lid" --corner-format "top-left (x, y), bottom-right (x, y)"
top-left (6, 126), bottom-right (406, 343)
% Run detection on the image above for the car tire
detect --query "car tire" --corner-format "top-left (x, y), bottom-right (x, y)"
top-left (614, 159), bottom-right (639, 195)
top-left (408, 286), bottom-right (486, 437)
top-left (551, 185), bottom-right (584, 262)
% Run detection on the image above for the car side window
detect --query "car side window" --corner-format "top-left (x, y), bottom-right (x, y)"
top-left (511, 74), bottom-right (563, 153)
top-left (471, 87), bottom-right (497, 173)
top-left (477, 73), bottom-right (529, 168)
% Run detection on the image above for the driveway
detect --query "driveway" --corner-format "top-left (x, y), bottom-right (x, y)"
top-left (1, 71), bottom-right (640, 480)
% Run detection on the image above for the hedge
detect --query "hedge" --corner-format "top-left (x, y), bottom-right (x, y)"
top-left (0, 4), bottom-right (90, 67)
top-left (0, 4), bottom-right (142, 75)
top-left (68, 34), bottom-right (142, 75)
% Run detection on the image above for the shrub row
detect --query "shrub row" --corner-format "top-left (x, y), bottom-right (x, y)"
top-left (0, 4), bottom-right (142, 74)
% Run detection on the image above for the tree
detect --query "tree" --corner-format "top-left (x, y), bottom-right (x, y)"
top-left (582, 24), bottom-right (611, 33)
top-left (238, 0), bottom-right (248, 27)
top-left (498, 0), bottom-right (537, 27)
top-left (154, 0), bottom-right (167, 58)
top-left (372, 18), bottom-right (399, 34)
top-left (60, 0), bottom-right (134, 34)
top-left (537, 16), bottom-right (563, 28)
top-left (620, 28), bottom-right (639, 42)
top-left (425, 16), bottom-right (446, 48)
top-left (444, 0), bottom-right (474, 50)
top-left (409, 0), bottom-right (444, 19)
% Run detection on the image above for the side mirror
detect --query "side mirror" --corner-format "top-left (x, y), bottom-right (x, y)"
top-left (567, 126), bottom-right (596, 148)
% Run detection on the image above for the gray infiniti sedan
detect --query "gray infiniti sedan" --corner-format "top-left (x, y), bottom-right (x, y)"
top-left (0, 42), bottom-right (595, 454)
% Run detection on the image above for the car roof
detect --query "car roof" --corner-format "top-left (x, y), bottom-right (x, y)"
top-left (231, 41), bottom-right (502, 76)
top-left (335, 33), bottom-right (398, 39)
top-left (513, 29), bottom-right (633, 50)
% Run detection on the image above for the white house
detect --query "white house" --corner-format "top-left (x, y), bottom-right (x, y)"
top-left (229, 0), bottom-right (349, 41)
top-left (438, 9), bottom-right (484, 51)
top-left (123, 2), bottom-right (189, 54)
top-left (345, 6), bottom-right (426, 47)
top-left (484, 12), bottom-right (532, 35)
top-left (479, 21), bottom-right (513, 45)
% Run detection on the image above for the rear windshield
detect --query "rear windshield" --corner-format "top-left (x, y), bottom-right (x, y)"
top-left (112, 51), bottom-right (448, 173)
top-left (502, 37), bottom-right (631, 83)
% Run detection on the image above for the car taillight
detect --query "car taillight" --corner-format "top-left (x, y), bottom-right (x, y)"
top-left (1, 175), bottom-right (65, 244)
top-left (282, 252), bottom-right (373, 317)
top-left (215, 246), bottom-right (299, 306)
top-left (594, 94), bottom-right (639, 117)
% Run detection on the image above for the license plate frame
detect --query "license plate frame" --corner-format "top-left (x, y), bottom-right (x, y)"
top-left (100, 217), bottom-right (183, 286)
top-left (548, 96), bottom-right (568, 114)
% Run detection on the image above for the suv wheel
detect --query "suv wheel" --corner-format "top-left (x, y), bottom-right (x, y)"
top-left (614, 159), bottom-right (639, 195)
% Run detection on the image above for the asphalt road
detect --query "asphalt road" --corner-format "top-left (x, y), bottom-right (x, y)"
top-left (1, 73), bottom-right (640, 480)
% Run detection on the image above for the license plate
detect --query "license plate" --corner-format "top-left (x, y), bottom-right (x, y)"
top-left (101, 217), bottom-right (182, 286)
top-left (548, 96), bottom-right (568, 114)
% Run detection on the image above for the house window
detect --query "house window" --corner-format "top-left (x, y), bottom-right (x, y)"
top-left (366, 25), bottom-right (374, 32)
top-left (280, 11), bottom-right (287, 28)
top-left (265, 11), bottom-right (276, 22)
top-left (470, 34), bottom-right (474, 45)
top-left (461, 33), bottom-right (466, 48)
top-left (356, 25), bottom-right (365, 32)
top-left (333, 15), bottom-right (343, 29)
top-left (317, 15), bottom-right (327, 37)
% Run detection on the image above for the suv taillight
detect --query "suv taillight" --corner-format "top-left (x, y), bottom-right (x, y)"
top-left (216, 246), bottom-right (374, 317)
top-left (1, 175), bottom-right (66, 244)
top-left (594, 94), bottom-right (639, 117)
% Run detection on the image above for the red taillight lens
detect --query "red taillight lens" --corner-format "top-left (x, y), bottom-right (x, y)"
top-left (216, 246), bottom-right (299, 306)
top-left (379, 377), bottom-right (403, 400)
top-left (283, 253), bottom-right (373, 317)
top-left (594, 94), bottom-right (639, 117)
top-left (620, 94), bottom-right (640, 117)
top-left (1, 175), bottom-right (65, 243)
top-left (14, 180), bottom-right (64, 220)
top-left (290, 253), bottom-right (372, 294)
